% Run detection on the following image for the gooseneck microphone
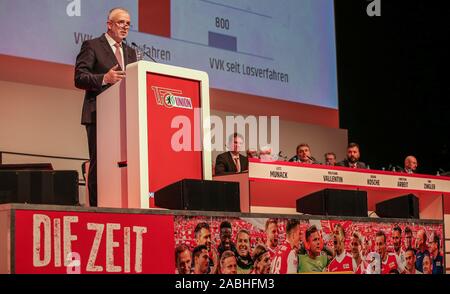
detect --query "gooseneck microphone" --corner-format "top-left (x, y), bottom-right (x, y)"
top-left (306, 155), bottom-right (317, 163)
top-left (277, 151), bottom-right (288, 161)
top-left (131, 41), bottom-right (157, 63)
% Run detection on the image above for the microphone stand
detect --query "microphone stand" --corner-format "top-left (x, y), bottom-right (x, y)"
top-left (129, 41), bottom-right (157, 62)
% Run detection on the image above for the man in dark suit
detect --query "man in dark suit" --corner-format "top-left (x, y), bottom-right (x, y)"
top-left (215, 133), bottom-right (249, 175)
top-left (288, 143), bottom-right (321, 164)
top-left (74, 7), bottom-right (137, 206)
top-left (336, 142), bottom-right (367, 169)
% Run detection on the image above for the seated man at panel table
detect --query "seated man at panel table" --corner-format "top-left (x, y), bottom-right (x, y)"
top-left (336, 142), bottom-right (366, 169)
top-left (403, 155), bottom-right (418, 174)
top-left (215, 133), bottom-right (249, 175)
top-left (288, 143), bottom-right (321, 164)
top-left (324, 152), bottom-right (337, 166)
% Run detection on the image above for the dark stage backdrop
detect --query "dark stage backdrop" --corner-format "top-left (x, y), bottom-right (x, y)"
top-left (334, 0), bottom-right (450, 174)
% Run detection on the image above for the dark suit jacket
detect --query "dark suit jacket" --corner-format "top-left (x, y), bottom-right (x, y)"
top-left (75, 34), bottom-right (137, 125)
top-left (336, 159), bottom-right (366, 169)
top-left (215, 152), bottom-right (249, 175)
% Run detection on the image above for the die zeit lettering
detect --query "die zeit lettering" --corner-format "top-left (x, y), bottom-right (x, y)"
top-left (32, 214), bottom-right (147, 273)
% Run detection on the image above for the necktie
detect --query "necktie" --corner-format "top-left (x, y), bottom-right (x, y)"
top-left (114, 43), bottom-right (124, 70)
top-left (234, 157), bottom-right (241, 172)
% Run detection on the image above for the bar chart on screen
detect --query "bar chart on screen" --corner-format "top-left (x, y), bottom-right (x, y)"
top-left (0, 0), bottom-right (338, 108)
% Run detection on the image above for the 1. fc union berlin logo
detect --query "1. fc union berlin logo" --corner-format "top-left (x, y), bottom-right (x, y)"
top-left (151, 86), bottom-right (193, 109)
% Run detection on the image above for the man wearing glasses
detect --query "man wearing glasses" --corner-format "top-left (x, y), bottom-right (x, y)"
top-left (75, 7), bottom-right (137, 207)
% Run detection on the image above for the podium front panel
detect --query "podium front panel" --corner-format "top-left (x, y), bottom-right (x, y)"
top-left (146, 73), bottom-right (203, 193)
top-left (98, 61), bottom-right (211, 209)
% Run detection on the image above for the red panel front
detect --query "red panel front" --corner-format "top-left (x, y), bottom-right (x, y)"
top-left (146, 73), bottom-right (203, 193)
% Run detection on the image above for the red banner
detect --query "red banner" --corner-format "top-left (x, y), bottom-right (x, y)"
top-left (11, 209), bottom-right (444, 274)
top-left (14, 210), bottom-right (174, 274)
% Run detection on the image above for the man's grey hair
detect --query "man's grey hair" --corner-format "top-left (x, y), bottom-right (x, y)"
top-left (108, 7), bottom-right (130, 20)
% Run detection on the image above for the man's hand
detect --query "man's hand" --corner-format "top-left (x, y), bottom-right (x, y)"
top-left (103, 64), bottom-right (126, 84)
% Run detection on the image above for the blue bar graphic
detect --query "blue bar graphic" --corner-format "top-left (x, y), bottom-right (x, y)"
top-left (208, 31), bottom-right (237, 51)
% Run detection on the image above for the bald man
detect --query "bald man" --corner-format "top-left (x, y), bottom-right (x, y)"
top-left (75, 7), bottom-right (137, 206)
top-left (404, 156), bottom-right (418, 174)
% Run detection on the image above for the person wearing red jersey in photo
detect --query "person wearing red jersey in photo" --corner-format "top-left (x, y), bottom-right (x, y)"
top-left (391, 226), bottom-right (406, 273)
top-left (192, 245), bottom-right (210, 274)
top-left (270, 219), bottom-right (301, 274)
top-left (194, 222), bottom-right (218, 274)
top-left (265, 218), bottom-right (279, 258)
top-left (328, 224), bottom-right (356, 273)
top-left (361, 237), bottom-right (372, 260)
top-left (250, 245), bottom-right (272, 274)
top-left (375, 230), bottom-right (400, 274)
top-left (350, 231), bottom-right (367, 274)
top-left (175, 244), bottom-right (192, 274)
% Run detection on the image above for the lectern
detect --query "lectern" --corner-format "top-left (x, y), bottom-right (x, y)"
top-left (97, 61), bottom-right (212, 208)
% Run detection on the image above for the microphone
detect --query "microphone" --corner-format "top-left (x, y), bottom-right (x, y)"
top-left (131, 41), bottom-right (157, 62)
top-left (438, 169), bottom-right (450, 176)
top-left (277, 151), bottom-right (288, 161)
top-left (436, 168), bottom-right (446, 176)
top-left (306, 155), bottom-right (317, 163)
top-left (395, 165), bottom-right (404, 172)
top-left (388, 164), bottom-right (400, 172)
